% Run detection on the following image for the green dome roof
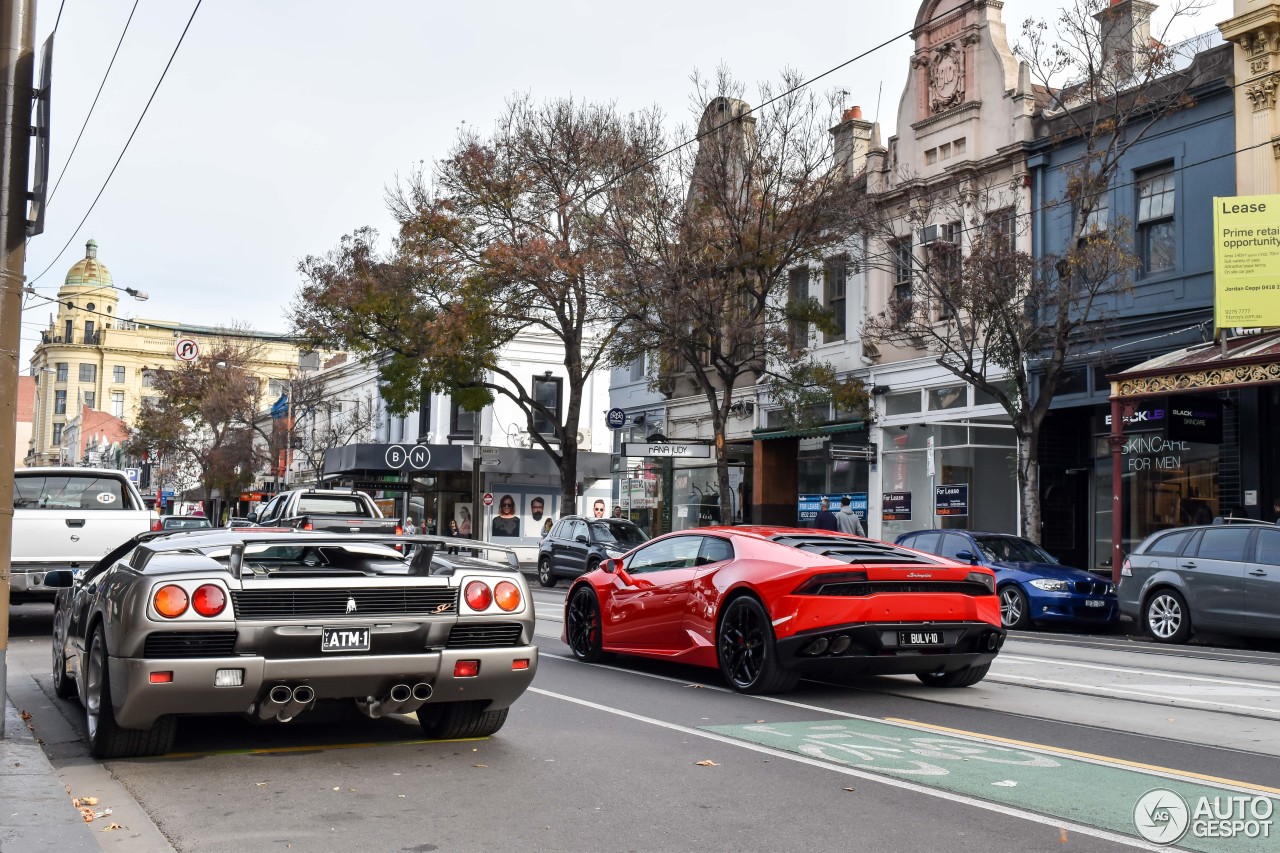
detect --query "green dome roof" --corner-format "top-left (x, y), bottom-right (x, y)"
top-left (63, 239), bottom-right (113, 289)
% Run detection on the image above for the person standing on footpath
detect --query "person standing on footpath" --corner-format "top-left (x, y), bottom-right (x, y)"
top-left (814, 497), bottom-right (839, 531)
top-left (835, 495), bottom-right (865, 536)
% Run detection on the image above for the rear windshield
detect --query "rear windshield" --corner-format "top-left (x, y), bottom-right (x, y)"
top-left (164, 517), bottom-right (211, 529)
top-left (590, 520), bottom-right (647, 546)
top-left (13, 474), bottom-right (131, 511)
top-left (296, 495), bottom-right (374, 516)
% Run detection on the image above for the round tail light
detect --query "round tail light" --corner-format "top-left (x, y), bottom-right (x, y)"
top-left (192, 584), bottom-right (227, 617)
top-left (494, 580), bottom-right (521, 612)
top-left (464, 580), bottom-right (492, 611)
top-left (153, 584), bottom-right (189, 618)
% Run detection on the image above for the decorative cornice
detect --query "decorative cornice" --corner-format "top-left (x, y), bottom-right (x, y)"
top-left (1116, 362), bottom-right (1280, 398)
top-left (1246, 73), bottom-right (1280, 111)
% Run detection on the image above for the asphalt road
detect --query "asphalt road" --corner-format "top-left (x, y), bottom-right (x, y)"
top-left (6, 591), bottom-right (1280, 853)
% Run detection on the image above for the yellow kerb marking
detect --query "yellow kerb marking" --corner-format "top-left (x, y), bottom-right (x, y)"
top-left (885, 718), bottom-right (1280, 796)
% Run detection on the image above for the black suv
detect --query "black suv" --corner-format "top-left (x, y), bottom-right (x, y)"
top-left (536, 515), bottom-right (649, 587)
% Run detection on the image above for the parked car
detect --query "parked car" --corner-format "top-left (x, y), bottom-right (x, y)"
top-left (536, 515), bottom-right (649, 587)
top-left (562, 526), bottom-right (1005, 694)
top-left (250, 488), bottom-right (400, 535)
top-left (895, 529), bottom-right (1118, 630)
top-left (159, 515), bottom-right (213, 531)
top-left (45, 529), bottom-right (537, 758)
top-left (10, 468), bottom-right (155, 604)
top-left (1119, 519), bottom-right (1280, 644)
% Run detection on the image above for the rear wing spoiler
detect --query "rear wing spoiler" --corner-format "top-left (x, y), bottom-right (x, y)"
top-left (224, 534), bottom-right (520, 575)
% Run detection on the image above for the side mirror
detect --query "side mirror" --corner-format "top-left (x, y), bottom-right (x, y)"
top-left (602, 557), bottom-right (623, 574)
top-left (575, 534), bottom-right (589, 544)
top-left (43, 570), bottom-right (74, 588)
top-left (955, 550), bottom-right (980, 566)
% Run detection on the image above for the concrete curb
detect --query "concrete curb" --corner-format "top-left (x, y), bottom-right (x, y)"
top-left (0, 699), bottom-right (98, 852)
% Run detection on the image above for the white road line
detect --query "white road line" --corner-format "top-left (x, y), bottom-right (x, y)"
top-left (986, 673), bottom-right (1280, 716)
top-left (999, 653), bottom-right (1280, 690)
top-left (528, 686), bottom-right (1180, 852)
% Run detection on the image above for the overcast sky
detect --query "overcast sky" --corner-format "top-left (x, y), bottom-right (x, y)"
top-left (19, 0), bottom-right (1233, 363)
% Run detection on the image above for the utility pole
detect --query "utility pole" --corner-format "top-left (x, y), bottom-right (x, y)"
top-left (0, 0), bottom-right (36, 737)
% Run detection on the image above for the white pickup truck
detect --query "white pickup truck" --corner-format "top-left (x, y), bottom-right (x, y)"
top-left (10, 468), bottom-right (155, 603)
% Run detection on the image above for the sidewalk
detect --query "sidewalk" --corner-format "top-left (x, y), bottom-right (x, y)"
top-left (1, 699), bottom-right (98, 852)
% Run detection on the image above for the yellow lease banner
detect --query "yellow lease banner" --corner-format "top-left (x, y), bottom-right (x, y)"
top-left (1213, 194), bottom-right (1280, 328)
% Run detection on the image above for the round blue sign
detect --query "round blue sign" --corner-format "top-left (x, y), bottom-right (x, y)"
top-left (605, 408), bottom-right (628, 430)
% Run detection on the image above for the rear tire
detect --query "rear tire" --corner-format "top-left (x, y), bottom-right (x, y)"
top-left (565, 585), bottom-right (607, 663)
top-left (85, 626), bottom-right (176, 758)
top-left (916, 663), bottom-right (990, 688)
top-left (716, 596), bottom-right (800, 695)
top-left (537, 557), bottom-right (556, 588)
top-left (51, 610), bottom-right (77, 700)
top-left (1144, 588), bottom-right (1192, 644)
top-left (418, 701), bottom-right (507, 739)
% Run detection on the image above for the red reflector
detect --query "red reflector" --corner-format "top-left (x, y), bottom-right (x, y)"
top-left (512, 659), bottom-right (530, 671)
top-left (394, 525), bottom-right (403, 535)
top-left (453, 660), bottom-right (480, 678)
top-left (149, 671), bottom-right (173, 684)
top-left (303, 522), bottom-right (314, 531)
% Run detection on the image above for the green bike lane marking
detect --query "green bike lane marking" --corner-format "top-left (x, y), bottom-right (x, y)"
top-left (704, 717), bottom-right (1279, 853)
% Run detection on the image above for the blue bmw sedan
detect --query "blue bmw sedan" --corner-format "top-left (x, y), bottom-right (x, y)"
top-left (895, 530), bottom-right (1118, 630)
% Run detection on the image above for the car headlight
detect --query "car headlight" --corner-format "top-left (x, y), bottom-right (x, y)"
top-left (1029, 578), bottom-right (1071, 592)
top-left (1105, 583), bottom-right (1115, 595)
top-left (604, 547), bottom-right (626, 557)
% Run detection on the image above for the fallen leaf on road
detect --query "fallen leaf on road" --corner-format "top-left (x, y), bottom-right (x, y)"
top-left (473, 764), bottom-right (488, 768)
top-left (19, 711), bottom-right (31, 721)
top-left (1059, 828), bottom-right (1068, 844)
top-left (398, 795), bottom-right (406, 799)
top-left (843, 787), bottom-right (857, 792)
top-left (332, 787), bottom-right (339, 791)
top-left (79, 807), bottom-right (95, 823)
top-left (256, 782), bottom-right (267, 787)
top-left (101, 823), bottom-right (124, 832)
top-left (991, 780), bottom-right (1018, 787)
top-left (694, 760), bottom-right (719, 767)
top-left (72, 797), bottom-right (99, 808)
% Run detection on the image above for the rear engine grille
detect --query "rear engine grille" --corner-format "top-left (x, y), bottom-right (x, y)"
top-left (144, 631), bottom-right (238, 658)
top-left (1074, 580), bottom-right (1110, 595)
top-left (813, 581), bottom-right (992, 597)
top-left (231, 587), bottom-right (457, 619)
top-left (447, 623), bottom-right (524, 648)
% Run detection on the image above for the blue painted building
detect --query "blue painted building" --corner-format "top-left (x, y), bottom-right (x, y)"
top-left (1026, 40), bottom-right (1236, 572)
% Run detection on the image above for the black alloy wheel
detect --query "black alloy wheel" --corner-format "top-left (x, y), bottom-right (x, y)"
top-left (537, 557), bottom-right (557, 588)
top-left (565, 585), bottom-right (607, 662)
top-left (716, 596), bottom-right (800, 695)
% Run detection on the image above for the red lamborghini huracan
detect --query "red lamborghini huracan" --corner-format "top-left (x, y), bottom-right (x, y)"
top-left (562, 526), bottom-right (1005, 694)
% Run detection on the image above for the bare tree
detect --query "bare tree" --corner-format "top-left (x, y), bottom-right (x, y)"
top-left (607, 68), bottom-right (869, 524)
top-left (860, 0), bottom-right (1213, 540)
top-left (293, 96), bottom-right (667, 517)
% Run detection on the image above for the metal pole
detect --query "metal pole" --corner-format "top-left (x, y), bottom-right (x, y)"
top-left (471, 406), bottom-right (482, 544)
top-left (0, 0), bottom-right (36, 737)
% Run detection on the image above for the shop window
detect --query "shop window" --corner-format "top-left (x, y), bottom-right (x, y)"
top-left (885, 391), bottom-right (921, 416)
top-left (54, 390), bottom-right (66, 415)
top-left (823, 256), bottom-right (847, 343)
top-left (788, 267), bottom-right (810, 349)
top-left (1136, 164), bottom-right (1175, 275)
top-left (55, 362), bottom-right (68, 381)
top-left (112, 365), bottom-right (125, 383)
top-left (972, 385), bottom-right (999, 407)
top-left (79, 363), bottom-right (96, 383)
top-left (531, 375), bottom-right (562, 437)
top-left (928, 385), bottom-right (967, 411)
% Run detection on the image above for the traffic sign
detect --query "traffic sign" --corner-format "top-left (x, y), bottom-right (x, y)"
top-left (605, 407), bottom-right (627, 430)
top-left (124, 467), bottom-right (141, 484)
top-left (483, 493), bottom-right (494, 507)
top-left (174, 338), bottom-right (199, 362)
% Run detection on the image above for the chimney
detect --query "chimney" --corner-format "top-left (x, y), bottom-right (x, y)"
top-left (1095, 0), bottom-right (1158, 81)
top-left (831, 106), bottom-right (875, 177)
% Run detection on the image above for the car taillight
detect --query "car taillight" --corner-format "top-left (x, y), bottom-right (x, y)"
top-left (151, 519), bottom-right (163, 532)
top-left (1120, 558), bottom-right (1132, 578)
top-left (966, 571), bottom-right (996, 595)
top-left (454, 660), bottom-right (480, 678)
top-left (302, 522), bottom-right (314, 531)
top-left (192, 584), bottom-right (227, 617)
top-left (464, 580), bottom-right (492, 611)
top-left (394, 525), bottom-right (403, 535)
top-left (153, 584), bottom-right (189, 618)
top-left (494, 581), bottom-right (521, 612)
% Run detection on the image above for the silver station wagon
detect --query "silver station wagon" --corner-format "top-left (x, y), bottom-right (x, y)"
top-left (46, 529), bottom-right (537, 758)
top-left (1119, 520), bottom-right (1280, 644)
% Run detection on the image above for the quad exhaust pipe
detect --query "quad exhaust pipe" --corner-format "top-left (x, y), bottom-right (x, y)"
top-left (258, 684), bottom-right (315, 722)
top-left (356, 682), bottom-right (433, 719)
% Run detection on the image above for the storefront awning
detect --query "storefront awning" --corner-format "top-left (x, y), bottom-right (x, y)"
top-left (1110, 330), bottom-right (1280, 399)
top-left (751, 420), bottom-right (866, 441)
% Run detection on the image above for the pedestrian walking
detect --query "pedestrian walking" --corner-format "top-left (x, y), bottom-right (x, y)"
top-left (813, 497), bottom-right (839, 531)
top-left (835, 496), bottom-right (865, 536)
